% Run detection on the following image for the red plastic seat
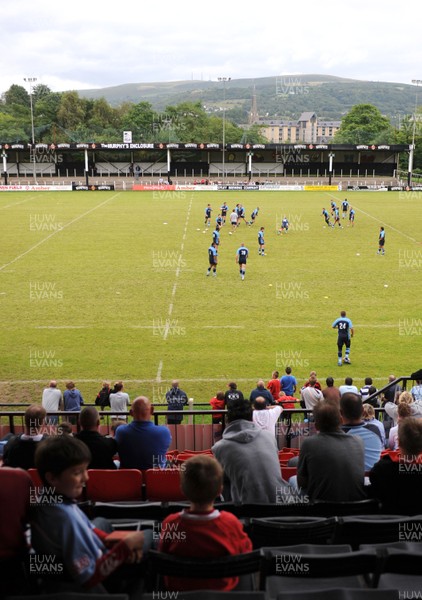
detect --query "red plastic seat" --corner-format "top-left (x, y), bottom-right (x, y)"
top-left (144, 468), bottom-right (187, 501)
top-left (281, 466), bottom-right (297, 481)
top-left (86, 469), bottom-right (143, 501)
top-left (0, 467), bottom-right (32, 561)
top-left (27, 468), bottom-right (43, 489)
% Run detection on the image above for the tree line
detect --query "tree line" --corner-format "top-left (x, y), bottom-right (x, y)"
top-left (0, 85), bottom-right (420, 170)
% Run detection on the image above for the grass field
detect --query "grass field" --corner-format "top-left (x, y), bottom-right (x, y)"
top-left (0, 189), bottom-right (421, 407)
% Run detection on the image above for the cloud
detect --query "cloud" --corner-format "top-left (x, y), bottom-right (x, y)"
top-left (0, 0), bottom-right (420, 94)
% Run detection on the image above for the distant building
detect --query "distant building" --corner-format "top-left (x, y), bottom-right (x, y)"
top-left (260, 112), bottom-right (341, 144)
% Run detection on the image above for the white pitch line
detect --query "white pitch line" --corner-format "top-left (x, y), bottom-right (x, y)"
top-left (156, 360), bottom-right (163, 382)
top-left (161, 195), bottom-right (193, 342)
top-left (0, 193), bottom-right (121, 272)
top-left (0, 195), bottom-right (40, 210)
top-left (327, 192), bottom-right (419, 243)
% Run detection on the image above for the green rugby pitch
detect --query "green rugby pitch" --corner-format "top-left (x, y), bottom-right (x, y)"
top-left (0, 189), bottom-right (421, 406)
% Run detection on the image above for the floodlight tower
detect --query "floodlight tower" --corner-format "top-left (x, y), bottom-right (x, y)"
top-left (24, 77), bottom-right (37, 183)
top-left (407, 79), bottom-right (422, 187)
top-left (218, 77), bottom-right (231, 184)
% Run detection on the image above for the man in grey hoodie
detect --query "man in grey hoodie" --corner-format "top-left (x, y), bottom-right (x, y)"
top-left (212, 398), bottom-right (289, 503)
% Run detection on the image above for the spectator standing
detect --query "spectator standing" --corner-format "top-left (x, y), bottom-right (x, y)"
top-left (252, 397), bottom-right (282, 433)
top-left (224, 382), bottom-right (244, 407)
top-left (339, 377), bottom-right (359, 396)
top-left (41, 380), bottom-right (63, 425)
top-left (209, 391), bottom-right (225, 425)
top-left (165, 380), bottom-right (188, 425)
top-left (300, 376), bottom-right (324, 411)
top-left (280, 367), bottom-right (297, 397)
top-left (249, 379), bottom-right (274, 405)
top-left (109, 381), bottom-right (130, 422)
top-left (63, 381), bottom-right (84, 424)
top-left (322, 377), bottom-right (341, 406)
top-left (360, 377), bottom-right (379, 406)
top-left (95, 381), bottom-right (111, 409)
top-left (267, 371), bottom-right (281, 402)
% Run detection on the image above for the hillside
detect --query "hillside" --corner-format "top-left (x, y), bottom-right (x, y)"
top-left (77, 74), bottom-right (416, 123)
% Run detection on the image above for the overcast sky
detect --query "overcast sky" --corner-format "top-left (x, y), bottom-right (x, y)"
top-left (1, 0), bottom-right (420, 95)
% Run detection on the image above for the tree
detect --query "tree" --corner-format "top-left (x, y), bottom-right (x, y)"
top-left (121, 101), bottom-right (155, 141)
top-left (1, 85), bottom-right (29, 109)
top-left (334, 104), bottom-right (392, 144)
top-left (56, 92), bottom-right (87, 132)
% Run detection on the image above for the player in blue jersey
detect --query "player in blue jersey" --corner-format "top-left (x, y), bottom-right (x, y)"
top-left (220, 202), bottom-right (229, 224)
top-left (278, 216), bottom-right (289, 234)
top-left (237, 204), bottom-right (247, 226)
top-left (348, 207), bottom-right (355, 227)
top-left (332, 310), bottom-right (354, 366)
top-left (258, 227), bottom-right (266, 256)
top-left (216, 214), bottom-right (223, 228)
top-left (236, 243), bottom-right (249, 280)
top-left (377, 227), bottom-right (385, 255)
top-left (204, 204), bottom-right (212, 227)
top-left (322, 208), bottom-right (332, 227)
top-left (330, 200), bottom-right (337, 215)
top-left (248, 207), bottom-right (259, 226)
top-left (333, 207), bottom-right (342, 228)
top-left (212, 226), bottom-right (221, 246)
top-left (342, 199), bottom-right (349, 219)
top-left (207, 243), bottom-right (218, 277)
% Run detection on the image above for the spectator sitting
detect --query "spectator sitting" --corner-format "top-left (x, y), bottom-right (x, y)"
top-left (31, 435), bottom-right (148, 593)
top-left (362, 403), bottom-right (386, 448)
top-left (57, 422), bottom-right (73, 436)
top-left (109, 381), bottom-right (130, 422)
top-left (212, 397), bottom-right (288, 503)
top-left (339, 377), bottom-right (359, 396)
top-left (3, 405), bottom-right (48, 469)
top-left (340, 393), bottom-right (383, 471)
top-left (249, 379), bottom-right (274, 405)
top-left (410, 379), bottom-right (422, 402)
top-left (385, 390), bottom-right (422, 425)
top-left (41, 380), bottom-right (63, 425)
top-left (322, 376), bottom-right (341, 405)
top-left (63, 381), bottom-right (84, 424)
top-left (165, 380), bottom-right (188, 425)
top-left (267, 371), bottom-right (281, 403)
top-left (280, 366), bottom-right (297, 397)
top-left (252, 396), bottom-right (283, 432)
top-left (360, 377), bottom-right (379, 407)
top-left (75, 407), bottom-right (117, 469)
top-left (382, 374), bottom-right (401, 404)
top-left (115, 396), bottom-right (171, 470)
top-left (369, 417), bottom-right (422, 514)
top-left (388, 403), bottom-right (412, 450)
top-left (297, 401), bottom-right (366, 502)
top-left (209, 391), bottom-right (225, 424)
top-left (158, 455), bottom-right (252, 591)
top-left (224, 382), bottom-right (244, 407)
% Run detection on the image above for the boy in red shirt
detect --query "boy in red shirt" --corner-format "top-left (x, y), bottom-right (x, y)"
top-left (158, 454), bottom-right (252, 591)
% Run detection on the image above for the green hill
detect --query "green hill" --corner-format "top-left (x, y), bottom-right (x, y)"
top-left (77, 74), bottom-right (416, 123)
